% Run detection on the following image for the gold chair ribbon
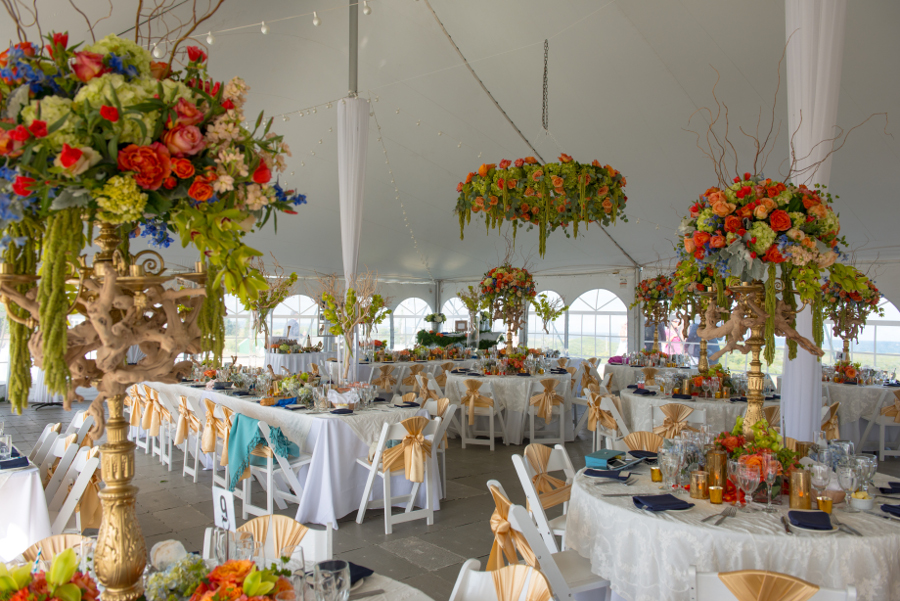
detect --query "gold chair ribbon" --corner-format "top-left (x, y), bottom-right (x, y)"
top-left (419, 378), bottom-right (441, 403)
top-left (201, 399), bottom-right (220, 454)
top-left (491, 565), bottom-right (552, 601)
top-left (238, 515), bottom-right (308, 558)
top-left (174, 396), bottom-right (202, 445)
top-left (487, 485), bottom-right (537, 571)
top-left (642, 367), bottom-right (658, 386)
top-left (822, 402), bottom-right (840, 440)
top-left (524, 443), bottom-right (570, 509)
top-left (140, 386), bottom-right (162, 437)
top-left (462, 379), bottom-right (494, 426)
top-left (652, 403), bottom-right (697, 439)
top-left (22, 534), bottom-right (91, 562)
top-left (129, 389), bottom-right (145, 428)
top-left (763, 406), bottom-right (781, 428)
top-left (581, 369), bottom-right (599, 394)
top-left (434, 362), bottom-right (454, 387)
top-left (623, 431), bottom-right (663, 452)
top-left (587, 393), bottom-right (618, 433)
top-left (783, 437), bottom-right (798, 452)
top-left (880, 391), bottom-right (900, 423)
top-left (402, 365), bottom-right (425, 392)
top-left (556, 358), bottom-right (568, 368)
top-left (607, 372), bottom-right (615, 392)
top-left (218, 406), bottom-right (235, 466)
top-left (587, 357), bottom-right (599, 367)
top-left (310, 363), bottom-right (320, 377)
top-left (380, 416), bottom-right (433, 483)
top-left (434, 397), bottom-right (451, 446)
top-left (529, 379), bottom-right (564, 424)
top-left (372, 365), bottom-right (397, 391)
top-left (76, 471), bottom-right (103, 530)
top-left (565, 367), bottom-right (577, 391)
top-left (718, 570), bottom-right (819, 601)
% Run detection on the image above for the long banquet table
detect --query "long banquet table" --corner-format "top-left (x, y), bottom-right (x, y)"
top-left (351, 359), bottom-right (476, 384)
top-left (444, 371), bottom-right (574, 445)
top-left (565, 468), bottom-right (900, 601)
top-left (146, 383), bottom-right (439, 527)
top-left (617, 390), bottom-right (780, 434)
top-left (264, 352), bottom-right (335, 375)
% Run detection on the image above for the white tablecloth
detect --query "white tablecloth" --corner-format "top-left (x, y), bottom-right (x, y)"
top-left (0, 467), bottom-right (51, 561)
top-left (602, 365), bottom-right (696, 393)
top-left (444, 372), bottom-right (573, 445)
top-left (823, 383), bottom-right (900, 450)
top-left (618, 390), bottom-right (780, 434)
top-left (264, 352), bottom-right (335, 375)
top-left (354, 574), bottom-right (435, 601)
top-left (566, 470), bottom-right (900, 601)
top-left (146, 383), bottom-right (440, 527)
top-left (28, 367), bottom-right (97, 405)
top-left (352, 359), bottom-right (476, 384)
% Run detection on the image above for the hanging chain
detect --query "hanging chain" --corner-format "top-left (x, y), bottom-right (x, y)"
top-left (542, 39), bottom-right (549, 131)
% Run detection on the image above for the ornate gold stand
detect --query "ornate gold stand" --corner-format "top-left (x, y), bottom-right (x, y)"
top-left (95, 394), bottom-right (145, 601)
top-left (696, 291), bottom-right (718, 373)
top-left (731, 282), bottom-right (767, 438)
top-left (843, 338), bottom-right (850, 359)
top-left (643, 301), bottom-right (669, 354)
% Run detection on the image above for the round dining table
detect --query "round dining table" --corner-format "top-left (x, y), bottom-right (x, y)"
top-left (823, 382), bottom-right (900, 449)
top-left (565, 468), bottom-right (900, 601)
top-left (602, 364), bottom-right (697, 393)
top-left (617, 390), bottom-right (780, 434)
top-left (444, 371), bottom-right (574, 445)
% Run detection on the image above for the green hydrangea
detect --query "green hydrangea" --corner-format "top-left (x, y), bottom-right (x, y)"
top-left (153, 78), bottom-right (195, 104)
top-left (84, 34), bottom-right (152, 78)
top-left (696, 208), bottom-right (718, 233)
top-left (74, 74), bottom-right (159, 145)
top-left (94, 175), bottom-right (148, 224)
top-left (20, 96), bottom-right (86, 151)
top-left (816, 208), bottom-right (840, 236)
top-left (789, 212), bottom-right (805, 228)
top-left (749, 221), bottom-right (775, 254)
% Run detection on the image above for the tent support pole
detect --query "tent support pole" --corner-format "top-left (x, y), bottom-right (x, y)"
top-left (349, 0), bottom-right (358, 95)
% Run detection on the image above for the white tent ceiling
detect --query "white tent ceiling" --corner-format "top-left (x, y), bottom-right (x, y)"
top-left (3, 0), bottom-right (899, 283)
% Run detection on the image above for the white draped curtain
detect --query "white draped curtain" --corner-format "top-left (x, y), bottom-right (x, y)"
top-left (781, 0), bottom-right (847, 441)
top-left (337, 97), bottom-right (370, 382)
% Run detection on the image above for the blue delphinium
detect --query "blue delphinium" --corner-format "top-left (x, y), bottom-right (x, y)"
top-left (273, 182), bottom-right (307, 206)
top-left (107, 54), bottom-right (138, 78)
top-left (139, 219), bottom-right (174, 248)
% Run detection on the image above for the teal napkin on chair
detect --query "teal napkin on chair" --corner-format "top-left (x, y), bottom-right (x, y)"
top-left (227, 413), bottom-right (299, 491)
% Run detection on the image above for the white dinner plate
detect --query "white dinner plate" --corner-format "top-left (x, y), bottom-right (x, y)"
top-left (350, 578), bottom-right (365, 591)
top-left (787, 522), bottom-right (839, 536)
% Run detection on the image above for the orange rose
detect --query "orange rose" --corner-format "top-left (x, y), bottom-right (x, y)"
top-left (711, 201), bottom-right (736, 217)
top-left (531, 169), bottom-right (543, 182)
top-left (149, 61), bottom-right (170, 80)
top-left (693, 231), bottom-right (711, 247)
top-left (507, 178), bottom-right (517, 189)
top-left (551, 175), bottom-right (564, 188)
top-left (477, 163), bottom-right (495, 178)
top-left (802, 194), bottom-right (821, 208)
top-left (171, 158), bottom-right (195, 179)
top-left (524, 186), bottom-right (535, 197)
top-left (208, 560), bottom-right (254, 586)
top-left (694, 248), bottom-right (706, 260)
top-left (558, 153), bottom-right (573, 163)
top-left (707, 190), bottom-right (725, 205)
top-left (808, 203), bottom-right (828, 219)
top-left (474, 196), bottom-right (484, 207)
top-left (763, 245), bottom-right (785, 263)
top-left (188, 177), bottom-right (214, 202)
top-left (489, 196), bottom-right (499, 206)
top-left (524, 156), bottom-right (538, 164)
top-left (117, 143), bottom-right (171, 190)
top-left (769, 209), bottom-right (792, 232)
top-left (737, 204), bottom-right (754, 219)
top-left (846, 366), bottom-right (857, 379)
top-left (684, 236), bottom-right (696, 253)
top-left (709, 235), bottom-right (725, 249)
top-left (724, 215), bottom-right (741, 233)
top-left (602, 198), bottom-right (613, 213)
top-left (753, 204), bottom-right (770, 220)
top-left (597, 185), bottom-right (609, 197)
top-left (465, 172), bottom-right (474, 184)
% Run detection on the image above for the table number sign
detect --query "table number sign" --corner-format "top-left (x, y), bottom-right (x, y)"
top-left (212, 486), bottom-right (236, 532)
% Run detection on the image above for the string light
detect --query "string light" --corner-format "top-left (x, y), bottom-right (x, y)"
top-left (151, 43), bottom-right (164, 59)
top-left (260, 21), bottom-right (269, 34)
top-left (312, 11), bottom-right (321, 26)
top-left (206, 31), bottom-right (215, 45)
top-left (362, 0), bottom-right (371, 15)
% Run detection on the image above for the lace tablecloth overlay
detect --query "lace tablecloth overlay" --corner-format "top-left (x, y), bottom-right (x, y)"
top-left (565, 470), bottom-right (900, 601)
top-left (823, 383), bottom-right (900, 449)
top-left (348, 359), bottom-right (476, 385)
top-left (265, 352), bottom-right (336, 375)
top-left (618, 391), bottom-right (780, 434)
top-left (601, 365), bottom-right (696, 393)
top-left (444, 372), bottom-right (573, 445)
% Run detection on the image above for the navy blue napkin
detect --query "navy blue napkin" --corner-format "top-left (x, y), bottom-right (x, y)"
top-left (731, 397), bottom-right (748, 402)
top-left (886, 382), bottom-right (900, 388)
top-left (633, 389), bottom-right (656, 396)
top-left (373, 396), bottom-right (390, 403)
top-left (878, 487), bottom-right (900, 495)
top-left (788, 510), bottom-right (832, 530)
top-left (348, 562), bottom-right (374, 585)
top-left (395, 401), bottom-right (420, 408)
top-left (766, 394), bottom-right (781, 400)
top-left (231, 390), bottom-right (251, 396)
top-left (584, 469), bottom-right (630, 481)
top-left (451, 369), bottom-right (467, 374)
top-left (330, 408), bottom-right (354, 415)
top-left (0, 457), bottom-right (29, 470)
top-left (842, 381), bottom-right (858, 386)
top-left (212, 381), bottom-right (231, 390)
top-left (671, 394), bottom-right (693, 400)
top-left (454, 359), bottom-right (465, 361)
top-left (515, 373), bottom-right (531, 377)
top-left (633, 494), bottom-right (694, 511)
top-left (880, 504), bottom-right (900, 518)
top-left (466, 373), bottom-right (483, 377)
top-left (11, 447), bottom-right (21, 458)
top-left (629, 450), bottom-right (658, 460)
top-left (550, 369), bottom-right (567, 374)
top-left (626, 384), bottom-right (638, 389)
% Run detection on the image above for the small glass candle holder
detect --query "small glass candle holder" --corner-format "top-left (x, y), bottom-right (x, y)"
top-left (816, 496), bottom-right (833, 514)
top-left (650, 466), bottom-right (662, 482)
top-left (690, 471), bottom-right (710, 500)
top-left (709, 486), bottom-right (723, 504)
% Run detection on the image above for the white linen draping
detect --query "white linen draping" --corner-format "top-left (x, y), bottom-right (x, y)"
top-left (780, 0), bottom-right (847, 441)
top-left (0, 468), bottom-right (51, 561)
top-left (337, 96), bottom-right (369, 287)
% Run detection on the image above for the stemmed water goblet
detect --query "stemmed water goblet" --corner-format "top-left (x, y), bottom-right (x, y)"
top-left (761, 455), bottom-right (778, 513)
top-left (809, 462), bottom-right (830, 508)
top-left (837, 460), bottom-right (859, 512)
top-left (737, 465), bottom-right (760, 511)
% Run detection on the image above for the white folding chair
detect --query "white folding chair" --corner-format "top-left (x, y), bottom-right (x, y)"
top-left (63, 411), bottom-right (95, 443)
top-left (507, 504), bottom-right (610, 600)
top-left (29, 423), bottom-right (61, 463)
top-left (240, 421), bottom-right (313, 519)
top-left (43, 439), bottom-right (82, 499)
top-left (355, 416), bottom-right (440, 534)
top-left (859, 391), bottom-right (900, 460)
top-left (455, 379), bottom-right (507, 451)
top-left (39, 433), bottom-right (79, 486)
top-left (49, 454), bottom-right (100, 535)
top-left (421, 399), bottom-right (457, 499)
top-left (47, 447), bottom-right (97, 514)
top-left (449, 558), bottom-right (552, 601)
top-left (419, 373), bottom-right (462, 436)
top-left (511, 445), bottom-right (575, 553)
top-left (526, 379), bottom-right (566, 446)
top-left (173, 396), bottom-right (204, 483)
top-left (590, 394), bottom-right (630, 452)
top-left (688, 566), bottom-right (857, 601)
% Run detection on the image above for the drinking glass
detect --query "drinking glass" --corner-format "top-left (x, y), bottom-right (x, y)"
top-left (0, 435), bottom-right (11, 461)
top-left (214, 530), bottom-right (255, 564)
top-left (659, 453), bottom-right (679, 492)
top-left (727, 460), bottom-right (740, 506)
top-left (313, 560), bottom-right (351, 601)
top-left (737, 465), bottom-right (760, 511)
top-left (856, 454), bottom-right (877, 493)
top-left (762, 458), bottom-right (778, 513)
top-left (836, 462), bottom-right (859, 513)
top-left (809, 463), bottom-right (830, 502)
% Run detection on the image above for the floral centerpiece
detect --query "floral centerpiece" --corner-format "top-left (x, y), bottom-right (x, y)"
top-left (631, 274), bottom-right (674, 307)
top-left (424, 312), bottom-right (446, 325)
top-left (145, 554), bottom-right (208, 601)
top-left (455, 154), bottom-right (627, 256)
top-left (715, 416), bottom-right (800, 499)
top-left (833, 359), bottom-right (861, 383)
top-left (186, 560), bottom-right (292, 601)
top-left (481, 263), bottom-right (537, 346)
top-left (822, 264), bottom-right (883, 357)
top-left (244, 256), bottom-right (298, 348)
top-left (1, 548), bottom-right (98, 601)
top-left (530, 293), bottom-right (568, 334)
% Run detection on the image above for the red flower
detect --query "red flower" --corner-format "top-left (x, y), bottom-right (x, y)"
top-left (724, 215), bottom-right (741, 233)
top-left (763, 245), bottom-right (786, 263)
top-left (171, 158), bottom-right (195, 179)
top-left (45, 32), bottom-right (68, 58)
top-left (100, 105), bottom-right (119, 122)
top-left (456, 182), bottom-right (463, 193)
top-left (252, 161), bottom-right (271, 184)
top-left (221, 98), bottom-right (235, 111)
top-left (27, 120), bottom-right (47, 138)
top-left (163, 176), bottom-right (177, 190)
top-left (117, 142), bottom-right (172, 190)
top-left (558, 153), bottom-right (573, 163)
top-left (187, 46), bottom-right (208, 63)
top-left (769, 209), bottom-right (792, 232)
top-left (514, 158), bottom-right (524, 168)
top-left (188, 177), bottom-right (215, 202)
top-left (71, 51), bottom-right (107, 82)
top-left (499, 159), bottom-right (511, 169)
top-left (12, 175), bottom-right (35, 196)
top-left (8, 125), bottom-right (30, 142)
top-left (692, 231), bottom-right (711, 247)
top-left (59, 143), bottom-right (84, 168)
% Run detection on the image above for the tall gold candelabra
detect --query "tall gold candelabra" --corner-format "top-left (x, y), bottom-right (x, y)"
top-left (643, 300), bottom-right (669, 353)
top-left (696, 290), bottom-right (718, 373)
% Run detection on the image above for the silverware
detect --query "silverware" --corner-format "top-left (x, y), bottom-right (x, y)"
top-left (864, 509), bottom-right (900, 524)
top-left (591, 478), bottom-right (631, 486)
top-left (349, 589), bottom-right (385, 600)
top-left (713, 505), bottom-right (737, 526)
top-left (601, 493), bottom-right (637, 498)
top-left (701, 508), bottom-right (730, 524)
top-left (781, 515), bottom-right (793, 535)
top-left (830, 515), bottom-right (862, 536)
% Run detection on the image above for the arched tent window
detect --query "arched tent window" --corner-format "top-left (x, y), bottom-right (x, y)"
top-left (269, 294), bottom-right (321, 346)
top-left (527, 290), bottom-right (566, 351)
top-left (568, 289), bottom-right (628, 359)
top-left (441, 297), bottom-right (468, 333)
top-left (843, 297), bottom-right (900, 372)
top-left (392, 297), bottom-right (433, 350)
top-left (224, 295), bottom-right (264, 365)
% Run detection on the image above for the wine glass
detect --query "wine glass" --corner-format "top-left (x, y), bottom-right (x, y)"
top-left (837, 462), bottom-right (859, 513)
top-left (762, 457), bottom-right (778, 513)
top-left (737, 465), bottom-right (760, 511)
top-left (856, 454), bottom-right (877, 494)
top-left (313, 560), bottom-right (351, 601)
top-left (727, 460), bottom-right (741, 506)
top-left (659, 453), bottom-right (679, 493)
top-left (809, 463), bottom-right (830, 507)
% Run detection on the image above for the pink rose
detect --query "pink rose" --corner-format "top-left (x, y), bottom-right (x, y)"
top-left (162, 125), bottom-right (205, 157)
top-left (684, 236), bottom-right (696, 254)
top-left (171, 98), bottom-right (204, 127)
top-left (71, 51), bottom-right (107, 83)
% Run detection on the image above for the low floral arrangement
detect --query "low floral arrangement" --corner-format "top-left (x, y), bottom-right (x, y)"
top-left (834, 359), bottom-right (861, 382)
top-left (145, 554), bottom-right (208, 601)
top-left (0, 548), bottom-right (98, 601)
top-left (455, 154), bottom-right (627, 256)
top-left (715, 416), bottom-right (800, 472)
top-left (631, 275), bottom-right (674, 308)
top-left (413, 345), bottom-right (430, 359)
top-left (424, 312), bottom-right (446, 324)
top-left (641, 349), bottom-right (668, 359)
top-left (187, 559), bottom-right (291, 601)
top-left (693, 364), bottom-right (731, 392)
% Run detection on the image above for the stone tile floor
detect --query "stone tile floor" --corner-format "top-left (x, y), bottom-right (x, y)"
top-left (6, 403), bottom-right (900, 600)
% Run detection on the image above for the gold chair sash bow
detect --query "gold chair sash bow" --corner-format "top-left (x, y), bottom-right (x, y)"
top-left (419, 378), bottom-right (441, 403)
top-left (434, 397), bottom-right (451, 446)
top-left (372, 365), bottom-right (397, 391)
top-left (587, 357), bottom-right (599, 367)
top-left (174, 396), bottom-right (202, 445)
top-left (487, 485), bottom-right (537, 571)
top-left (238, 515), bottom-right (308, 558)
top-left (556, 358), bottom-right (568, 368)
top-left (763, 406), bottom-right (781, 428)
top-left (462, 380), bottom-right (494, 426)
top-left (565, 367), bottom-right (577, 391)
top-left (218, 407), bottom-right (235, 466)
top-left (434, 362), bottom-right (454, 387)
top-left (491, 565), bottom-right (552, 601)
top-left (652, 403), bottom-right (696, 439)
top-left (77, 471), bottom-right (103, 530)
top-left (310, 363), bottom-right (320, 377)
top-left (22, 534), bottom-right (91, 562)
top-left (783, 437), bottom-right (798, 452)
top-left (140, 386), bottom-right (162, 437)
top-left (529, 379), bottom-right (564, 424)
top-left (822, 402), bottom-right (840, 440)
top-left (623, 431), bottom-right (664, 452)
top-left (524, 443), bottom-right (570, 509)
top-left (718, 570), bottom-right (819, 601)
top-left (587, 393), bottom-right (618, 433)
top-left (201, 399), bottom-right (220, 454)
top-left (402, 365), bottom-right (425, 392)
top-left (380, 416), bottom-right (433, 483)
top-left (129, 390), bottom-right (144, 428)
top-left (881, 391), bottom-right (900, 423)
top-left (581, 369), bottom-right (599, 394)
top-left (642, 367), bottom-right (658, 386)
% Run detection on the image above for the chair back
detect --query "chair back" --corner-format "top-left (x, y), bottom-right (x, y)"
top-left (600, 372), bottom-right (613, 393)
top-left (30, 423), bottom-right (61, 462)
top-left (507, 504), bottom-right (575, 601)
top-left (822, 402), bottom-right (840, 440)
top-left (652, 403), bottom-right (707, 438)
top-left (623, 431), bottom-right (663, 452)
top-left (64, 411), bottom-right (95, 443)
top-left (448, 559), bottom-right (552, 601)
top-left (511, 453), bottom-right (562, 553)
top-left (457, 379), bottom-right (495, 426)
top-left (370, 416), bottom-right (440, 483)
top-left (21, 534), bottom-right (91, 562)
top-left (237, 514), bottom-right (333, 564)
top-left (50, 454), bottom-right (101, 535)
top-left (688, 566), bottom-right (857, 601)
top-left (416, 374), bottom-right (443, 402)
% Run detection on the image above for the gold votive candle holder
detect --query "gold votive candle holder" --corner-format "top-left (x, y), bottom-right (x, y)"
top-left (706, 449), bottom-right (728, 489)
top-left (795, 441), bottom-right (814, 459)
top-left (673, 387), bottom-right (681, 395)
top-left (816, 496), bottom-right (833, 514)
top-left (650, 466), bottom-right (662, 482)
top-left (690, 471), bottom-right (709, 499)
top-left (709, 486), bottom-right (723, 504)
top-left (715, 391), bottom-right (723, 399)
top-left (790, 470), bottom-right (811, 509)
